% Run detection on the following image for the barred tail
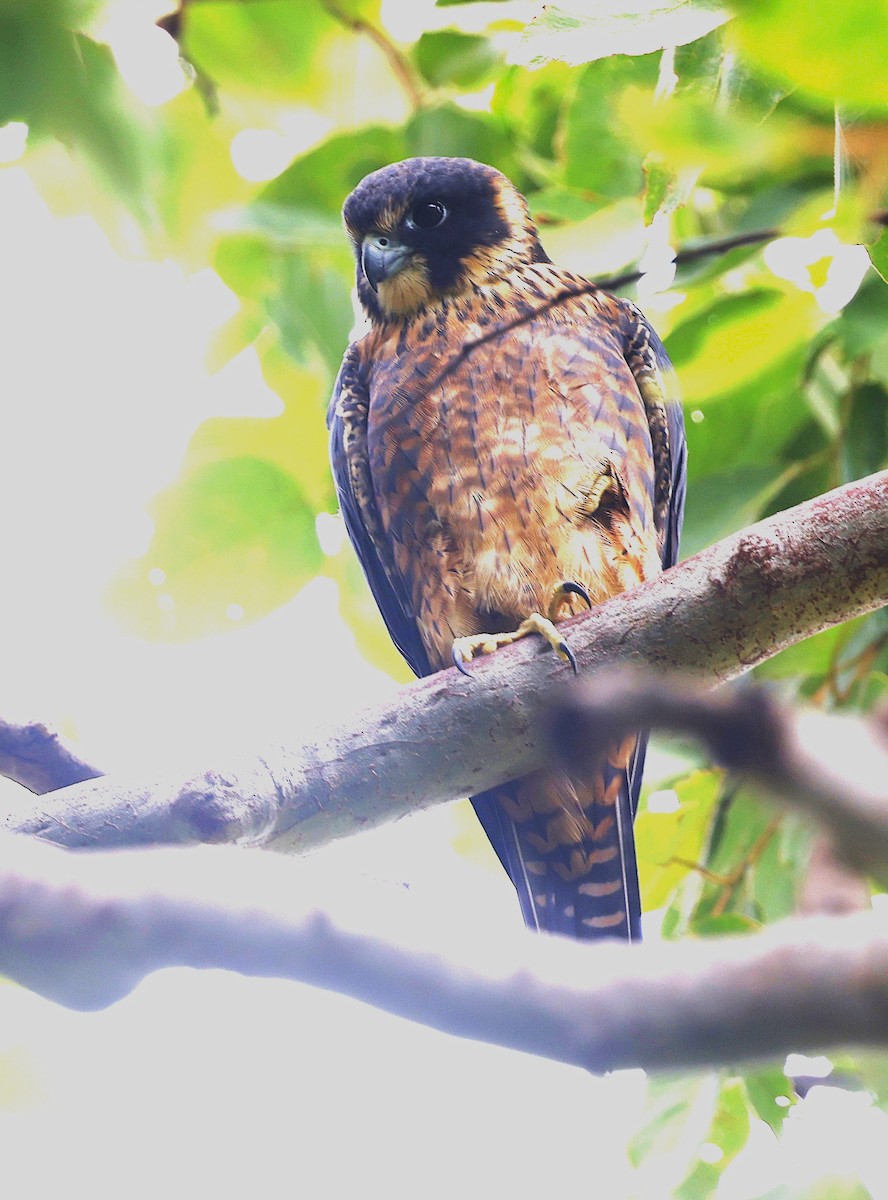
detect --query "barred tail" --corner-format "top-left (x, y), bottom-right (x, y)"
top-left (471, 734), bottom-right (644, 941)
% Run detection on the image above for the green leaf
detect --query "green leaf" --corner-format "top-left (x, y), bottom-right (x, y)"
top-left (560, 56), bottom-right (658, 199)
top-left (842, 382), bottom-right (888, 483)
top-left (214, 234), bottom-right (276, 301)
top-left (0, 11), bottom-right (155, 213)
top-left (620, 85), bottom-right (805, 188)
top-left (154, 89), bottom-right (252, 255)
top-left (629, 1074), bottom-right (721, 1170)
top-left (630, 1074), bottom-right (753, 1196)
top-left (226, 127), bottom-right (406, 378)
top-left (637, 769), bottom-right (720, 911)
top-left (541, 197), bottom-right (648, 281)
top-left (705, 788), bottom-right (772, 880)
top-left (835, 274), bottom-right (888, 386)
top-left (756, 618), bottom-right (863, 682)
top-left (857, 671), bottom-right (888, 712)
top-left (107, 456), bottom-right (323, 641)
top-left (732, 0), bottom-right (888, 113)
top-left (675, 1077), bottom-right (751, 1199)
top-left (515, 1), bottom-right (729, 67)
top-left (491, 61), bottom-right (573, 161)
top-left (254, 346), bottom-right (339, 512)
top-left (869, 230), bottom-right (888, 285)
top-left (642, 153), bottom-right (673, 225)
top-left (756, 814), bottom-right (806, 922)
top-left (672, 23), bottom-right (727, 90)
top-left (213, 203), bottom-right (344, 253)
top-left (205, 307), bottom-right (266, 374)
top-left (835, 275), bottom-right (888, 360)
top-left (694, 911), bottom-right (761, 935)
top-left (744, 1068), bottom-right (796, 1132)
top-left (529, 186), bottom-right (605, 225)
top-left (406, 104), bottom-right (520, 179)
top-left (181, 0), bottom-right (335, 100)
top-left (671, 290), bottom-right (817, 483)
top-left (413, 30), bottom-right (501, 89)
top-left (269, 254), bottom-right (354, 374)
top-left (846, 1052), bottom-right (888, 1110)
top-left (260, 126), bottom-right (408, 216)
top-left (689, 786), bottom-right (806, 930)
top-left (672, 288), bottom-right (820, 480)
top-left (669, 289), bottom-right (816, 406)
top-left (679, 464), bottom-right (784, 559)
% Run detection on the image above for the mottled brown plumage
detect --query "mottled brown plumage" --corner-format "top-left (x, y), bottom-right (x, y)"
top-left (329, 157), bottom-right (686, 940)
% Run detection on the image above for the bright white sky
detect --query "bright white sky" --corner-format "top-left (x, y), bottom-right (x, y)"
top-left (0, 7), bottom-right (881, 1196)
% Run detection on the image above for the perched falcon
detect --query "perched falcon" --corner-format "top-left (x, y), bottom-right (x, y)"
top-left (328, 157), bottom-right (686, 941)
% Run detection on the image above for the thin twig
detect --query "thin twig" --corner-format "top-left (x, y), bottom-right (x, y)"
top-left (598, 227), bottom-right (780, 292)
top-left (322, 1), bottom-right (426, 110)
top-left (710, 818), bottom-right (780, 918)
top-left (397, 228), bottom-right (781, 400)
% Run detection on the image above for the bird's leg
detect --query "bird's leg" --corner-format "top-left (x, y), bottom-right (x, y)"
top-left (452, 580), bottom-right (593, 677)
top-left (547, 580), bottom-right (593, 621)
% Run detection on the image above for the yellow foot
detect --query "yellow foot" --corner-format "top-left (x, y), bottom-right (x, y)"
top-left (547, 580), bottom-right (593, 622)
top-left (452, 608), bottom-right (584, 678)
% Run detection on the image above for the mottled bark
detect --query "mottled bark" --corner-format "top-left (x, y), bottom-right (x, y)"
top-left (3, 470), bottom-right (888, 853)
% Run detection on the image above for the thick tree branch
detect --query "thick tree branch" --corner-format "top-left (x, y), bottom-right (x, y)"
top-left (2, 830), bottom-right (888, 1073)
top-left (551, 669), bottom-right (888, 885)
top-left (3, 471), bottom-right (888, 852)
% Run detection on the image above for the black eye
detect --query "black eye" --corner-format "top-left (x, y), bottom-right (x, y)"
top-left (408, 201), bottom-right (447, 230)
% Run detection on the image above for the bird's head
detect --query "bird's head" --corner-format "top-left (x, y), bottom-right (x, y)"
top-left (342, 157), bottom-right (548, 323)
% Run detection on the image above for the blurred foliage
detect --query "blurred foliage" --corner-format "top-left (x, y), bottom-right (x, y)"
top-left (5, 0), bottom-right (888, 1190)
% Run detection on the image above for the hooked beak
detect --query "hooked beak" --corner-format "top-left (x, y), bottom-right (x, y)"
top-left (361, 235), bottom-right (412, 292)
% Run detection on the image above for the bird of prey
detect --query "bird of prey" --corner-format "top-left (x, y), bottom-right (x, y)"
top-left (328, 157), bottom-right (686, 941)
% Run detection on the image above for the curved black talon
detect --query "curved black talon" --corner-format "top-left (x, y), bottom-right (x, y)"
top-left (560, 580), bottom-right (593, 610)
top-left (452, 645), bottom-right (474, 678)
top-left (559, 640), bottom-right (579, 675)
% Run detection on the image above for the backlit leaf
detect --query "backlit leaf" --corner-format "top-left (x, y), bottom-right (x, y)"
top-left (413, 30), bottom-right (502, 89)
top-left (869, 230), bottom-right (888, 285)
top-left (732, 0), bottom-right (888, 113)
top-left (108, 456), bottom-right (322, 641)
top-left (515, 1), bottom-right (729, 67)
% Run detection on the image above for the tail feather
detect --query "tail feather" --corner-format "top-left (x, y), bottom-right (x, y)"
top-left (471, 734), bottom-right (646, 942)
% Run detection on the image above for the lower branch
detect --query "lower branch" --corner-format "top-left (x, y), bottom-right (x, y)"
top-left (2, 831), bottom-right (888, 1073)
top-left (3, 471), bottom-right (888, 852)
top-left (551, 669), bottom-right (888, 884)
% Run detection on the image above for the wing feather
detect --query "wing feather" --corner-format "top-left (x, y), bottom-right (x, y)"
top-left (327, 344), bottom-right (432, 678)
top-left (619, 297), bottom-right (687, 570)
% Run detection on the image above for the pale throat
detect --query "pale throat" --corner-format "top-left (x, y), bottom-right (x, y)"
top-left (374, 242), bottom-right (533, 320)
